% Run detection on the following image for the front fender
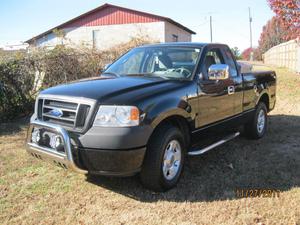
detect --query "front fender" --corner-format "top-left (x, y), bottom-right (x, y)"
top-left (145, 97), bottom-right (195, 128)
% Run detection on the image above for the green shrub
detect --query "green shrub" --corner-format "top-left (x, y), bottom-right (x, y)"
top-left (0, 57), bottom-right (35, 121)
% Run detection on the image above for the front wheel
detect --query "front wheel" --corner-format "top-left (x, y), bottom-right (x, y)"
top-left (140, 124), bottom-right (185, 192)
top-left (244, 102), bottom-right (268, 139)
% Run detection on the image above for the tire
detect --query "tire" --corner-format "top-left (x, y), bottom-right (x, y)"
top-left (140, 123), bottom-right (186, 192)
top-left (244, 102), bottom-right (268, 139)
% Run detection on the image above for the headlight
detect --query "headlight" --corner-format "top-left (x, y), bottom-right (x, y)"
top-left (93, 105), bottom-right (140, 127)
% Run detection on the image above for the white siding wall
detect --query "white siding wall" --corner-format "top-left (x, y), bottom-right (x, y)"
top-left (164, 21), bottom-right (192, 42)
top-left (32, 21), bottom-right (192, 50)
top-left (34, 22), bottom-right (165, 50)
top-left (35, 32), bottom-right (60, 48)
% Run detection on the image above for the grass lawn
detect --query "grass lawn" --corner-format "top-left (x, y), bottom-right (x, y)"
top-left (0, 66), bottom-right (300, 225)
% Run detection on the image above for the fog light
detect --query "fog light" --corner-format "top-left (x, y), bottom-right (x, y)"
top-left (31, 128), bottom-right (41, 144)
top-left (50, 135), bottom-right (64, 152)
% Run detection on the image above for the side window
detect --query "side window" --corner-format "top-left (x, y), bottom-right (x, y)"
top-left (223, 48), bottom-right (238, 77)
top-left (202, 48), bottom-right (225, 79)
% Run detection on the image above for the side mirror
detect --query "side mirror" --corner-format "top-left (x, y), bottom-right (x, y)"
top-left (104, 63), bottom-right (111, 71)
top-left (208, 64), bottom-right (229, 80)
top-left (98, 63), bottom-right (112, 76)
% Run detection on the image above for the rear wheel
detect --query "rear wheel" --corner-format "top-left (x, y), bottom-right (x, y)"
top-left (244, 102), bottom-right (268, 139)
top-left (140, 124), bottom-right (185, 192)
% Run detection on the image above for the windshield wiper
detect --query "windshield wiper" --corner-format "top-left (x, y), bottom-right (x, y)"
top-left (101, 72), bottom-right (120, 77)
top-left (126, 73), bottom-right (169, 80)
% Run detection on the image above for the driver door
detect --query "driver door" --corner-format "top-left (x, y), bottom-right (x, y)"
top-left (197, 47), bottom-right (236, 127)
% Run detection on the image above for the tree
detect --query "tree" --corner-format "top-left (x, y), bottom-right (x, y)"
top-left (268, 0), bottom-right (300, 39)
top-left (241, 47), bottom-right (261, 61)
top-left (231, 47), bottom-right (242, 60)
top-left (53, 28), bottom-right (66, 45)
top-left (258, 16), bottom-right (288, 56)
top-left (241, 48), bottom-right (253, 61)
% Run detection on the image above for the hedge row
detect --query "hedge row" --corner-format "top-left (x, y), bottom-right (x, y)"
top-left (0, 37), bottom-right (153, 122)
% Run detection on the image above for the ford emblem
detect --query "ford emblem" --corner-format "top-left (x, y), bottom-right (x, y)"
top-left (49, 108), bottom-right (63, 117)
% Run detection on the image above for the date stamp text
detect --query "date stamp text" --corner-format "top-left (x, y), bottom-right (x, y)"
top-left (236, 189), bottom-right (280, 198)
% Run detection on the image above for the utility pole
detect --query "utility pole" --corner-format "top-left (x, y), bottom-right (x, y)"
top-left (210, 15), bottom-right (213, 43)
top-left (248, 7), bottom-right (253, 61)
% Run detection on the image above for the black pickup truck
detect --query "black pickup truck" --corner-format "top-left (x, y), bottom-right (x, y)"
top-left (26, 43), bottom-right (276, 191)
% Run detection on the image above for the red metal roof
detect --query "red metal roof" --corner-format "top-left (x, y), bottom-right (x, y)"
top-left (26, 3), bottom-right (196, 43)
top-left (64, 5), bottom-right (161, 27)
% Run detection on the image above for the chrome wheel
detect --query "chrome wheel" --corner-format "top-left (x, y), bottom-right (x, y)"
top-left (162, 140), bottom-right (182, 180)
top-left (257, 109), bottom-right (266, 134)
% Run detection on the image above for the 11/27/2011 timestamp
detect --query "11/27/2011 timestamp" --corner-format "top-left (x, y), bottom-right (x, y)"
top-left (236, 189), bottom-right (280, 198)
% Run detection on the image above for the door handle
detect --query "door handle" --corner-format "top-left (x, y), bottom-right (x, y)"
top-left (228, 86), bottom-right (235, 95)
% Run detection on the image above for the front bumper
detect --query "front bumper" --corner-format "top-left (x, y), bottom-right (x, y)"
top-left (27, 120), bottom-right (88, 174)
top-left (26, 120), bottom-right (146, 176)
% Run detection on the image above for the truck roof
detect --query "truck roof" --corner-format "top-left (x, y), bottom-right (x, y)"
top-left (140, 42), bottom-right (228, 48)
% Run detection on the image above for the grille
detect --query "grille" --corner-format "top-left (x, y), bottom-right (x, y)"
top-left (37, 97), bottom-right (94, 131)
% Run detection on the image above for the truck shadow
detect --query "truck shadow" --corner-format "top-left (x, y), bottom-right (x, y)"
top-left (87, 114), bottom-right (300, 202)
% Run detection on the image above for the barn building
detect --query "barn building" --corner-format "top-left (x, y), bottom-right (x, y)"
top-left (26, 3), bottom-right (196, 50)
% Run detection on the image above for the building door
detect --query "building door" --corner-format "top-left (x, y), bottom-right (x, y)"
top-left (93, 30), bottom-right (101, 49)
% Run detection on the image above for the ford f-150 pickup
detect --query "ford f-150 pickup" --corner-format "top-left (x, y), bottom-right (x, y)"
top-left (26, 43), bottom-right (276, 191)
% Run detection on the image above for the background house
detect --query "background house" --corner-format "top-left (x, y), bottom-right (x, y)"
top-left (0, 41), bottom-right (28, 51)
top-left (26, 3), bottom-right (196, 50)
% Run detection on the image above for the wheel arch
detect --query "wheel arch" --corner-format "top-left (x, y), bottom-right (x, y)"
top-left (257, 93), bottom-right (270, 111)
top-left (149, 114), bottom-right (192, 148)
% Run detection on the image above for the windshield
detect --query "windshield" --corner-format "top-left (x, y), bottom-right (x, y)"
top-left (105, 46), bottom-right (201, 79)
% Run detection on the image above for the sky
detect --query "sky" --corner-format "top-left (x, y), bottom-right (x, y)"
top-left (0, 0), bottom-right (275, 51)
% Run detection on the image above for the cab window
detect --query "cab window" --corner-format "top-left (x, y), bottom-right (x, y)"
top-left (202, 48), bottom-right (225, 79)
top-left (223, 48), bottom-right (238, 77)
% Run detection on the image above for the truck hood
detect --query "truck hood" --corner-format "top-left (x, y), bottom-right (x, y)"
top-left (40, 76), bottom-right (187, 103)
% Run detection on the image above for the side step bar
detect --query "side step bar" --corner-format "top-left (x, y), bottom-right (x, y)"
top-left (188, 132), bottom-right (240, 156)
